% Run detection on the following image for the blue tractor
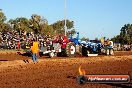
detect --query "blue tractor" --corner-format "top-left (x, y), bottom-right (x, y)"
top-left (80, 40), bottom-right (114, 56)
top-left (79, 41), bottom-right (100, 56)
top-left (68, 32), bottom-right (99, 56)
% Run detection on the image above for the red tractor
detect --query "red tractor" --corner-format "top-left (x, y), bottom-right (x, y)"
top-left (52, 34), bottom-right (76, 57)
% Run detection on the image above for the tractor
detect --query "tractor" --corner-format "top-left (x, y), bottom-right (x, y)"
top-left (79, 38), bottom-right (114, 56)
top-left (51, 34), bottom-right (77, 57)
top-left (79, 41), bottom-right (99, 56)
top-left (100, 38), bottom-right (114, 55)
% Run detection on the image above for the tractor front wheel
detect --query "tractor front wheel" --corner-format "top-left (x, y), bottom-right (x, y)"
top-left (106, 49), bottom-right (110, 55)
top-left (109, 49), bottom-right (114, 55)
top-left (49, 52), bottom-right (55, 58)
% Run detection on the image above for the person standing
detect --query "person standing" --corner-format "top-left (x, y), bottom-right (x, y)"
top-left (31, 38), bottom-right (39, 63)
top-left (17, 41), bottom-right (21, 50)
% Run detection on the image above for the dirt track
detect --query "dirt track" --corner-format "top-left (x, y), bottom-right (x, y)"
top-left (0, 51), bottom-right (132, 88)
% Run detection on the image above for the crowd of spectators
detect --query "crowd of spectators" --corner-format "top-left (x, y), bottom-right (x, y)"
top-left (0, 30), bottom-right (53, 50)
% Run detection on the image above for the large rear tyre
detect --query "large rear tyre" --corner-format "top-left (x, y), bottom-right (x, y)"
top-left (82, 46), bottom-right (88, 56)
top-left (66, 42), bottom-right (76, 57)
top-left (86, 50), bottom-right (90, 56)
top-left (76, 45), bottom-right (82, 56)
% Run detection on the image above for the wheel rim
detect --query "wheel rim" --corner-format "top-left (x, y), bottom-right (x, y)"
top-left (70, 45), bottom-right (75, 55)
top-left (66, 42), bottom-right (76, 57)
top-left (110, 49), bottom-right (114, 55)
top-left (106, 49), bottom-right (109, 55)
top-left (87, 50), bottom-right (90, 56)
top-left (50, 52), bottom-right (54, 57)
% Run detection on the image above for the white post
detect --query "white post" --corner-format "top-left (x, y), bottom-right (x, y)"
top-left (64, 0), bottom-right (67, 36)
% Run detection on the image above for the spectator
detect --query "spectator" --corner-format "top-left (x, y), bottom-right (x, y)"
top-left (17, 41), bottom-right (21, 50)
top-left (31, 38), bottom-right (39, 63)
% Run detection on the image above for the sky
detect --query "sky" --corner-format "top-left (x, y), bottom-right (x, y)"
top-left (0, 0), bottom-right (132, 39)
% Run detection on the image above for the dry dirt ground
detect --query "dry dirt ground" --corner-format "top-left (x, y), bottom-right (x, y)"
top-left (0, 51), bottom-right (132, 88)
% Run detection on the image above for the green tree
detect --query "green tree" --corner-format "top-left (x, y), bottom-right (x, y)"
top-left (51, 20), bottom-right (75, 35)
top-left (29, 14), bottom-right (41, 34)
top-left (8, 17), bottom-right (32, 33)
top-left (0, 10), bottom-right (6, 23)
top-left (0, 10), bottom-right (10, 32)
top-left (80, 37), bottom-right (89, 42)
top-left (112, 23), bottom-right (132, 44)
top-left (0, 10), bottom-right (76, 37)
top-left (40, 24), bottom-right (54, 36)
top-left (29, 14), bottom-right (53, 35)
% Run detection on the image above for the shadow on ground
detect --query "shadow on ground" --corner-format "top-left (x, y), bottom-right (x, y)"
top-left (17, 52), bottom-right (31, 57)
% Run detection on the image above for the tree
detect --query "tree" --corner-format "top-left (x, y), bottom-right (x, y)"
top-left (0, 11), bottom-right (76, 37)
top-left (95, 37), bottom-right (99, 41)
top-left (80, 37), bottom-right (89, 42)
top-left (17, 17), bottom-right (31, 32)
top-left (40, 24), bottom-right (54, 36)
top-left (0, 10), bottom-right (6, 23)
top-left (29, 14), bottom-right (41, 34)
top-left (111, 35), bottom-right (120, 43)
top-left (8, 17), bottom-right (32, 33)
top-left (112, 23), bottom-right (132, 44)
top-left (51, 20), bottom-right (75, 35)
top-left (0, 10), bottom-right (10, 32)
top-left (29, 14), bottom-right (53, 35)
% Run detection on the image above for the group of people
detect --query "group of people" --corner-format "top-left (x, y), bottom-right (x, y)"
top-left (0, 30), bottom-right (34, 50)
top-left (0, 30), bottom-right (55, 63)
top-left (0, 30), bottom-right (53, 49)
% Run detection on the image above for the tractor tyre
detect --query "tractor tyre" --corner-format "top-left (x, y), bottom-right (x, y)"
top-left (66, 42), bottom-right (76, 57)
top-left (86, 50), bottom-right (90, 56)
top-left (76, 45), bottom-right (82, 56)
top-left (109, 49), bottom-right (114, 55)
top-left (101, 48), bottom-right (106, 54)
top-left (106, 49), bottom-right (110, 55)
top-left (82, 46), bottom-right (88, 56)
top-left (49, 52), bottom-right (55, 58)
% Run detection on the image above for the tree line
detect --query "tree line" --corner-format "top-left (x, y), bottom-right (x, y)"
top-left (111, 24), bottom-right (132, 44)
top-left (4, 9), bottom-right (131, 43)
top-left (0, 9), bottom-right (76, 36)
